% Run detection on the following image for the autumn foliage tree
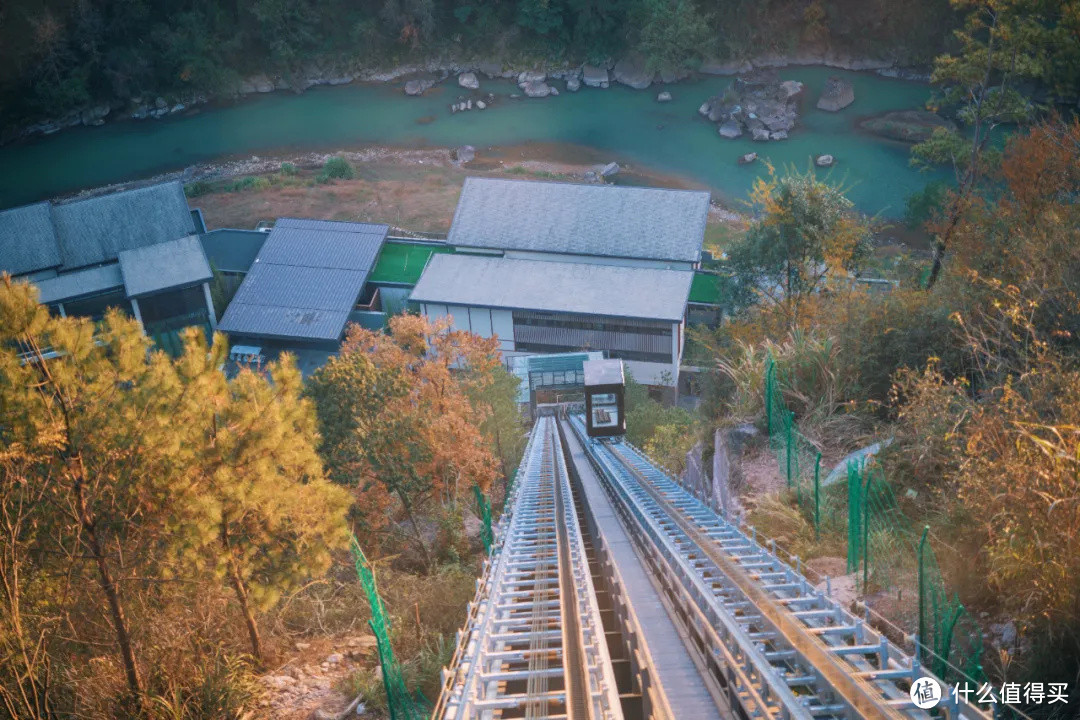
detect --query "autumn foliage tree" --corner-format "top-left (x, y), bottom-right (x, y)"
top-left (307, 315), bottom-right (508, 569)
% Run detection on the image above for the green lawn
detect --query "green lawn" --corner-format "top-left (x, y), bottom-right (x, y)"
top-left (368, 241), bottom-right (453, 285)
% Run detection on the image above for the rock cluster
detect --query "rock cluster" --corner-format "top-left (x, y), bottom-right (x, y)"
top-left (858, 110), bottom-right (957, 143)
top-left (404, 73), bottom-right (438, 96)
top-left (816, 76), bottom-right (855, 111)
top-left (699, 71), bottom-right (803, 141)
top-left (258, 635), bottom-right (378, 717)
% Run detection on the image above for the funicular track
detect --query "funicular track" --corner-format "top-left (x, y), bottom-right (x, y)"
top-left (434, 417), bottom-right (622, 720)
top-left (437, 415), bottom-right (997, 720)
top-left (562, 414), bottom-right (993, 720)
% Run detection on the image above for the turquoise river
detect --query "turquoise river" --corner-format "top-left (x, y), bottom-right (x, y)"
top-left (0, 66), bottom-right (949, 216)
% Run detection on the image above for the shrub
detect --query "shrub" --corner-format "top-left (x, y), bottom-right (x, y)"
top-left (279, 162), bottom-right (298, 176)
top-left (184, 180), bottom-right (214, 197)
top-left (317, 156), bottom-right (354, 183)
top-left (221, 175), bottom-right (270, 192)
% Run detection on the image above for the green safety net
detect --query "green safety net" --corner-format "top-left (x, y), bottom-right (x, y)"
top-left (843, 461), bottom-right (984, 683)
top-left (764, 353), bottom-right (842, 534)
top-left (763, 351), bottom-right (984, 684)
top-left (472, 485), bottom-right (494, 555)
top-left (349, 536), bottom-right (430, 720)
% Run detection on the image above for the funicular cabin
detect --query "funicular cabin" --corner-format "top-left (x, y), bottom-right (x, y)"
top-left (583, 358), bottom-right (626, 438)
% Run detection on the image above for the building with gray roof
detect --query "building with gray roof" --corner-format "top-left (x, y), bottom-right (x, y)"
top-left (410, 255), bottom-right (692, 321)
top-left (410, 254), bottom-right (694, 387)
top-left (0, 182), bottom-right (216, 349)
top-left (217, 218), bottom-right (388, 347)
top-left (447, 177), bottom-right (710, 267)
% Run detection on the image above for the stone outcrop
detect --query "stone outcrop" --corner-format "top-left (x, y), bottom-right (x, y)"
top-left (858, 110), bottom-right (957, 143)
top-left (613, 54), bottom-right (655, 89)
top-left (457, 72), bottom-right (479, 90)
top-left (718, 120), bottom-right (742, 139)
top-left (404, 73), bottom-right (438, 96)
top-left (816, 76), bottom-right (854, 111)
top-left (518, 70), bottom-right (546, 85)
top-left (522, 81), bottom-right (552, 98)
top-left (582, 65), bottom-right (610, 89)
top-left (700, 71), bottom-right (802, 141)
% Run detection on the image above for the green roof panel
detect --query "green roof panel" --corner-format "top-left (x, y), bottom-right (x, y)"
top-left (368, 241), bottom-right (453, 285)
top-left (688, 271), bottom-right (722, 305)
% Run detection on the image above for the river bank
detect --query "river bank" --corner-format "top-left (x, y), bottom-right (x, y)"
top-left (9, 52), bottom-right (930, 145)
top-left (188, 142), bottom-right (746, 242)
top-left (0, 67), bottom-right (950, 217)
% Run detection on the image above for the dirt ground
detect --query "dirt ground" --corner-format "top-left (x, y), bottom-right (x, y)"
top-left (191, 143), bottom-right (747, 236)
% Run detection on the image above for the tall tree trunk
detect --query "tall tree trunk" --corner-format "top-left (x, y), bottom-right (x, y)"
top-left (227, 553), bottom-right (263, 664)
top-left (397, 491), bottom-right (434, 571)
top-left (74, 480), bottom-right (142, 700)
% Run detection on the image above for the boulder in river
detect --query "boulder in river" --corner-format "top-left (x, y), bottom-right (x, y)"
top-left (738, 152), bottom-right (758, 165)
top-left (751, 127), bottom-right (771, 142)
top-left (780, 80), bottom-right (805, 99)
top-left (404, 73), bottom-right (437, 96)
top-left (566, 77), bottom-right (581, 92)
top-left (518, 70), bottom-right (546, 85)
top-left (858, 110), bottom-right (957, 143)
top-left (815, 154), bottom-right (835, 167)
top-left (454, 145), bottom-right (476, 164)
top-left (613, 54), bottom-right (655, 90)
top-left (718, 120), bottom-right (743, 139)
top-left (476, 100), bottom-right (487, 109)
top-left (582, 65), bottom-right (609, 89)
top-left (657, 91), bottom-right (672, 102)
top-left (601, 162), bottom-right (620, 178)
top-left (522, 81), bottom-right (552, 98)
top-left (458, 72), bottom-right (480, 90)
top-left (817, 76), bottom-right (854, 111)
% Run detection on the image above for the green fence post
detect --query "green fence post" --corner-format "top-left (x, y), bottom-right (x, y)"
top-left (814, 453), bottom-right (822, 539)
top-left (863, 472), bottom-right (871, 592)
top-left (785, 411), bottom-right (793, 488)
top-left (918, 525), bottom-right (929, 664)
top-left (765, 357), bottom-right (774, 436)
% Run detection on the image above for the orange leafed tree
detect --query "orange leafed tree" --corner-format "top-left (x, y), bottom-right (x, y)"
top-left (308, 314), bottom-right (502, 568)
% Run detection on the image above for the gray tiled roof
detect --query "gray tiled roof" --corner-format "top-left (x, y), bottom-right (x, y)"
top-left (447, 178), bottom-right (710, 263)
top-left (0, 182), bottom-right (197, 276)
top-left (118, 235), bottom-right (212, 298)
top-left (218, 218), bottom-right (389, 342)
top-left (0, 203), bottom-right (62, 276)
top-left (51, 182), bottom-right (196, 270)
top-left (34, 264), bottom-right (124, 305)
top-left (409, 255), bottom-right (693, 322)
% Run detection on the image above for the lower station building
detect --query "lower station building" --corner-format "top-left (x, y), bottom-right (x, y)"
top-left (409, 254), bottom-right (693, 386)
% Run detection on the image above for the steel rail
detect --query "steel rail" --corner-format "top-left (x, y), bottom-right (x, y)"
top-left (435, 417), bottom-right (622, 720)
top-left (569, 413), bottom-right (991, 720)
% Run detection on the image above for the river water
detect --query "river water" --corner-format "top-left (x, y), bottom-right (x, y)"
top-left (0, 67), bottom-right (948, 216)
